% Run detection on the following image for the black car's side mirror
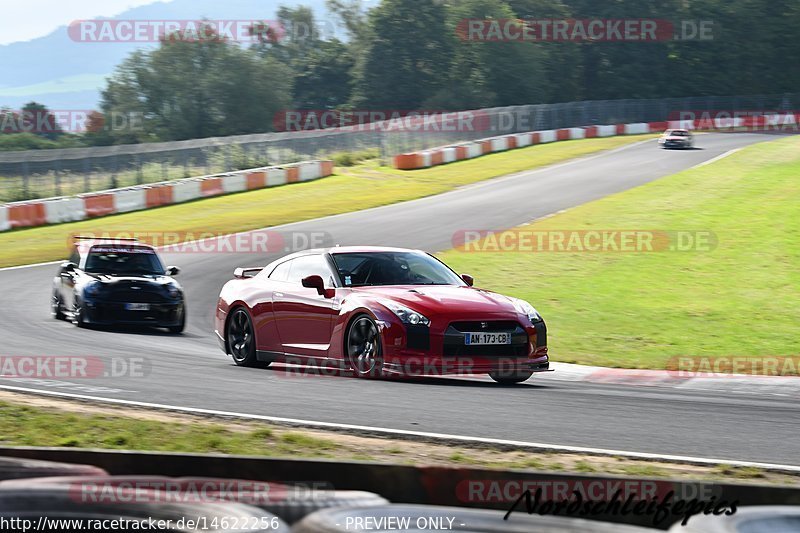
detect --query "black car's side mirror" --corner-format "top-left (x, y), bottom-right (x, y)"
top-left (302, 275), bottom-right (335, 298)
top-left (461, 274), bottom-right (474, 286)
top-left (166, 266), bottom-right (180, 276)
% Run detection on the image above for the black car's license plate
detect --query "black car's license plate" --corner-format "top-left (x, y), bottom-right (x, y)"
top-left (125, 303), bottom-right (150, 311)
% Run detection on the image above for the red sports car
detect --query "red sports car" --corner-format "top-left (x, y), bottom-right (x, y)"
top-left (214, 247), bottom-right (550, 384)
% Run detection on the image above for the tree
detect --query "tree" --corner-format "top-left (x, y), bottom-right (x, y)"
top-left (350, 0), bottom-right (451, 109)
top-left (98, 24), bottom-right (293, 142)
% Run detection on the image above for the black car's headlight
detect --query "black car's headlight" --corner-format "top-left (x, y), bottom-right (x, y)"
top-left (84, 282), bottom-right (103, 297)
top-left (513, 299), bottom-right (542, 324)
top-left (165, 284), bottom-right (182, 299)
top-left (381, 301), bottom-right (430, 326)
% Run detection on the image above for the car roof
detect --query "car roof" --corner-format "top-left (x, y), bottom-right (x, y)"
top-left (73, 239), bottom-right (156, 254)
top-left (264, 246), bottom-right (424, 267)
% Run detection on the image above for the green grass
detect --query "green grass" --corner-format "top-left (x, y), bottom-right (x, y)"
top-left (440, 136), bottom-right (800, 370)
top-left (0, 135), bottom-right (651, 267)
top-left (2, 399), bottom-right (798, 484)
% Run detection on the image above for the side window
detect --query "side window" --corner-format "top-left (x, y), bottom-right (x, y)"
top-left (286, 255), bottom-right (334, 286)
top-left (68, 249), bottom-right (80, 267)
top-left (269, 260), bottom-right (292, 282)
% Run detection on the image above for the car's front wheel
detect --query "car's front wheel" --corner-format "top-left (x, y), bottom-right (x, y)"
top-left (167, 307), bottom-right (185, 334)
top-left (227, 308), bottom-right (267, 367)
top-left (51, 291), bottom-right (66, 320)
top-left (72, 296), bottom-right (87, 328)
top-left (347, 315), bottom-right (384, 378)
top-left (488, 370), bottom-right (534, 385)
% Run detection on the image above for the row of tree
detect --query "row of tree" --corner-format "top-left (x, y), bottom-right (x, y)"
top-left (4, 0), bottom-right (799, 147)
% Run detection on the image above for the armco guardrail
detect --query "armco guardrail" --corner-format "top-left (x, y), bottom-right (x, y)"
top-left (1, 447), bottom-right (799, 530)
top-left (0, 160), bottom-right (333, 232)
top-left (1, 92), bottom-right (797, 202)
top-left (391, 113), bottom-right (799, 170)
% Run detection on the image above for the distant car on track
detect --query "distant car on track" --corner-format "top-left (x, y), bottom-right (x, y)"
top-left (52, 237), bottom-right (185, 333)
top-left (658, 128), bottom-right (695, 149)
top-left (215, 246), bottom-right (550, 384)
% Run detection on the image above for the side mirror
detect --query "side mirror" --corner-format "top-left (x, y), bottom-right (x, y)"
top-left (461, 274), bottom-right (474, 287)
top-left (302, 275), bottom-right (335, 298)
top-left (233, 267), bottom-right (263, 279)
top-left (166, 266), bottom-right (180, 276)
top-left (61, 262), bottom-right (76, 273)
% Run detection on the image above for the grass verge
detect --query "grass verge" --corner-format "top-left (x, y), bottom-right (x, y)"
top-left (0, 135), bottom-right (652, 268)
top-left (0, 392), bottom-right (796, 485)
top-left (440, 135), bottom-right (800, 370)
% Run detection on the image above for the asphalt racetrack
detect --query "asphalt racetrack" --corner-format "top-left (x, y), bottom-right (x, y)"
top-left (2, 133), bottom-right (797, 466)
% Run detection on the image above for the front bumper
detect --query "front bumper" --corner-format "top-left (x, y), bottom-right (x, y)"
top-left (663, 140), bottom-right (690, 148)
top-left (83, 299), bottom-right (184, 327)
top-left (380, 317), bottom-right (551, 376)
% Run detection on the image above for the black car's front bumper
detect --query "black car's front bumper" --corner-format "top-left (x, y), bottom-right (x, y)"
top-left (83, 299), bottom-right (184, 326)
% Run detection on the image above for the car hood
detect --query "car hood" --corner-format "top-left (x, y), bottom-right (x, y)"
top-left (86, 273), bottom-right (175, 285)
top-left (354, 285), bottom-right (520, 317)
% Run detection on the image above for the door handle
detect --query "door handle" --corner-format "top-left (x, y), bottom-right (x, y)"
top-left (274, 292), bottom-right (284, 298)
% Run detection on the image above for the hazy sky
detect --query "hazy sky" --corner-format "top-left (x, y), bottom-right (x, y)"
top-left (0, 0), bottom-right (163, 45)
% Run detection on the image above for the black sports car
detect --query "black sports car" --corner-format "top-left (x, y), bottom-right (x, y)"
top-left (51, 237), bottom-right (185, 333)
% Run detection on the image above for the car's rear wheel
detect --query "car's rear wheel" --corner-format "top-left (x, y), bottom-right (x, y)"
top-left (347, 315), bottom-right (384, 378)
top-left (227, 308), bottom-right (267, 367)
top-left (488, 370), bottom-right (534, 384)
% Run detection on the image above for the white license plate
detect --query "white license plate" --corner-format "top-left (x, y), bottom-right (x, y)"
top-left (464, 332), bottom-right (512, 345)
top-left (125, 303), bottom-right (150, 311)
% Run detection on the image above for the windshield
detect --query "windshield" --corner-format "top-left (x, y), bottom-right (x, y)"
top-left (85, 246), bottom-right (165, 275)
top-left (670, 130), bottom-right (689, 136)
top-left (331, 252), bottom-right (465, 287)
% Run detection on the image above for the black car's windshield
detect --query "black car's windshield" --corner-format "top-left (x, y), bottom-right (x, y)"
top-left (85, 246), bottom-right (165, 275)
top-left (331, 252), bottom-right (465, 287)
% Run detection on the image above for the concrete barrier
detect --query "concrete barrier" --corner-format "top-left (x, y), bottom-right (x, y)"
top-left (538, 130), bottom-right (557, 143)
top-left (466, 143), bottom-right (482, 158)
top-left (299, 161), bottom-right (322, 182)
top-left (82, 194), bottom-right (115, 218)
top-left (624, 123), bottom-right (649, 135)
top-left (0, 160), bottom-right (334, 233)
top-left (569, 128), bottom-right (586, 140)
top-left (171, 180), bottom-right (202, 203)
top-left (267, 168), bottom-right (287, 187)
top-left (44, 197), bottom-right (86, 224)
top-left (596, 125), bottom-right (616, 137)
top-left (442, 147), bottom-right (457, 163)
top-left (515, 133), bottom-right (533, 147)
top-left (113, 188), bottom-right (147, 214)
top-left (490, 137), bottom-right (508, 152)
top-left (222, 173), bottom-right (247, 194)
top-left (420, 152), bottom-right (432, 168)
